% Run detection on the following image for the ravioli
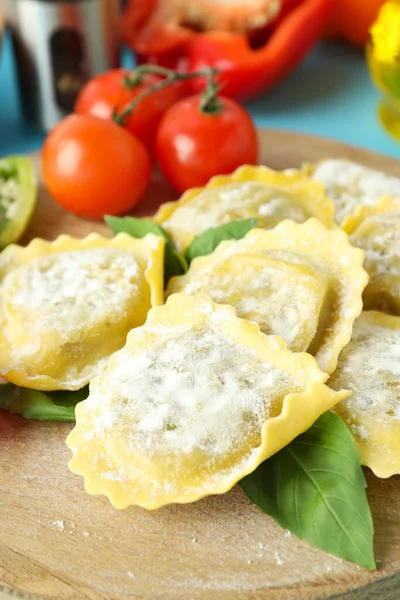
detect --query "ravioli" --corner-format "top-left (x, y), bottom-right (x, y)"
top-left (305, 158), bottom-right (400, 229)
top-left (0, 233), bottom-right (164, 391)
top-left (329, 311), bottom-right (400, 478)
top-left (154, 165), bottom-right (335, 253)
top-left (169, 220), bottom-right (368, 374)
top-left (168, 254), bottom-right (330, 353)
top-left (349, 198), bottom-right (400, 315)
top-left (67, 294), bottom-right (347, 510)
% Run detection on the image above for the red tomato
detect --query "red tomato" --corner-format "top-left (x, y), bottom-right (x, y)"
top-left (75, 68), bottom-right (180, 152)
top-left (42, 115), bottom-right (151, 219)
top-left (155, 95), bottom-right (259, 193)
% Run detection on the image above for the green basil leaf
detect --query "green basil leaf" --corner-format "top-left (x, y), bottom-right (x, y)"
top-left (185, 218), bottom-right (258, 263)
top-left (240, 411), bottom-right (376, 570)
top-left (104, 215), bottom-right (169, 241)
top-left (0, 384), bottom-right (88, 421)
top-left (164, 245), bottom-right (188, 283)
top-left (105, 215), bottom-right (187, 284)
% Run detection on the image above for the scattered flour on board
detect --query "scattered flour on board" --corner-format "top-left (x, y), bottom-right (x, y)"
top-left (284, 530), bottom-right (293, 539)
top-left (51, 520), bottom-right (65, 531)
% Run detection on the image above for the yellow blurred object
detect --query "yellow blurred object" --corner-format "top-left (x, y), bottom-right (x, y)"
top-left (367, 1), bottom-right (400, 141)
top-left (370, 0), bottom-right (400, 64)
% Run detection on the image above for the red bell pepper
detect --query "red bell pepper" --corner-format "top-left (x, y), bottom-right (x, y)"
top-left (123, 0), bottom-right (333, 102)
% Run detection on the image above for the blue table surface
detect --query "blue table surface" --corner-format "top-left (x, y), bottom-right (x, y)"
top-left (0, 29), bottom-right (399, 160)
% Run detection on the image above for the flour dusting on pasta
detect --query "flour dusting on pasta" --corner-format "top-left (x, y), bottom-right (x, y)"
top-left (0, 235), bottom-right (165, 390)
top-left (5, 248), bottom-right (141, 333)
top-left (330, 314), bottom-right (400, 420)
top-left (311, 159), bottom-right (400, 224)
top-left (162, 182), bottom-right (309, 239)
top-left (351, 213), bottom-right (400, 277)
top-left (349, 211), bottom-right (400, 313)
top-left (67, 295), bottom-right (342, 509)
top-left (329, 311), bottom-right (400, 478)
top-left (167, 254), bottom-right (326, 353)
top-left (96, 330), bottom-right (288, 458)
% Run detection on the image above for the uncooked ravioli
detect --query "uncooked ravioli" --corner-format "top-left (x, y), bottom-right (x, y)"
top-left (305, 158), bottom-right (400, 228)
top-left (0, 233), bottom-right (164, 390)
top-left (67, 294), bottom-right (347, 510)
top-left (329, 311), bottom-right (400, 478)
top-left (154, 165), bottom-right (335, 253)
top-left (168, 220), bottom-right (368, 374)
top-left (168, 253), bottom-right (330, 353)
top-left (349, 198), bottom-right (400, 315)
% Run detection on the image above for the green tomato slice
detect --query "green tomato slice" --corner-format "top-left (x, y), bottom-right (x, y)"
top-left (0, 156), bottom-right (37, 250)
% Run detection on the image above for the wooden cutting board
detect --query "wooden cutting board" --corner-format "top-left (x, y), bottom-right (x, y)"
top-left (1, 129), bottom-right (400, 600)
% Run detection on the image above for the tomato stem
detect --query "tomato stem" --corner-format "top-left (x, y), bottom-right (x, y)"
top-left (123, 64), bottom-right (176, 88)
top-left (199, 77), bottom-right (224, 115)
top-left (113, 66), bottom-right (220, 126)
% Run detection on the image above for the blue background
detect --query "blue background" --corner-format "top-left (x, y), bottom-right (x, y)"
top-left (0, 29), bottom-right (399, 159)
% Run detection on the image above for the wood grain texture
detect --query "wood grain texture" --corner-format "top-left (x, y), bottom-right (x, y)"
top-left (1, 129), bottom-right (400, 600)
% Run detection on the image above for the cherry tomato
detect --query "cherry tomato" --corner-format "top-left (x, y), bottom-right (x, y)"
top-left (155, 94), bottom-right (259, 193)
top-left (42, 115), bottom-right (151, 219)
top-left (75, 69), bottom-right (180, 152)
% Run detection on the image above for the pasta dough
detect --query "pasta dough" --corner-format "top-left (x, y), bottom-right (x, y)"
top-left (329, 311), bottom-right (400, 478)
top-left (168, 253), bottom-right (330, 353)
top-left (305, 158), bottom-right (400, 229)
top-left (349, 198), bottom-right (400, 315)
top-left (0, 233), bottom-right (164, 391)
top-left (168, 220), bottom-right (368, 374)
top-left (154, 165), bottom-right (335, 253)
top-left (67, 294), bottom-right (347, 510)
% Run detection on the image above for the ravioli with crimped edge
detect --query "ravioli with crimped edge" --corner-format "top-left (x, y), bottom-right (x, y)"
top-left (168, 220), bottom-right (368, 374)
top-left (329, 311), bottom-right (400, 478)
top-left (304, 158), bottom-right (400, 229)
top-left (153, 165), bottom-right (335, 253)
top-left (67, 294), bottom-right (348, 510)
top-left (348, 197), bottom-right (400, 316)
top-left (0, 233), bottom-right (164, 391)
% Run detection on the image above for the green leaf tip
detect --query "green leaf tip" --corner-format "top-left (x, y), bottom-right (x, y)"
top-left (0, 384), bottom-right (88, 421)
top-left (104, 215), bottom-right (169, 241)
top-left (105, 215), bottom-right (187, 284)
top-left (185, 218), bottom-right (258, 262)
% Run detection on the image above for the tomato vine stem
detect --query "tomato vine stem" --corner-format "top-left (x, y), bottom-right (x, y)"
top-left (113, 66), bottom-right (221, 126)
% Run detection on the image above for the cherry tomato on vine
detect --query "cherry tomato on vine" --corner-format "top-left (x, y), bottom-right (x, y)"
top-left (75, 69), bottom-right (180, 152)
top-left (155, 94), bottom-right (259, 193)
top-left (42, 115), bottom-right (151, 219)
